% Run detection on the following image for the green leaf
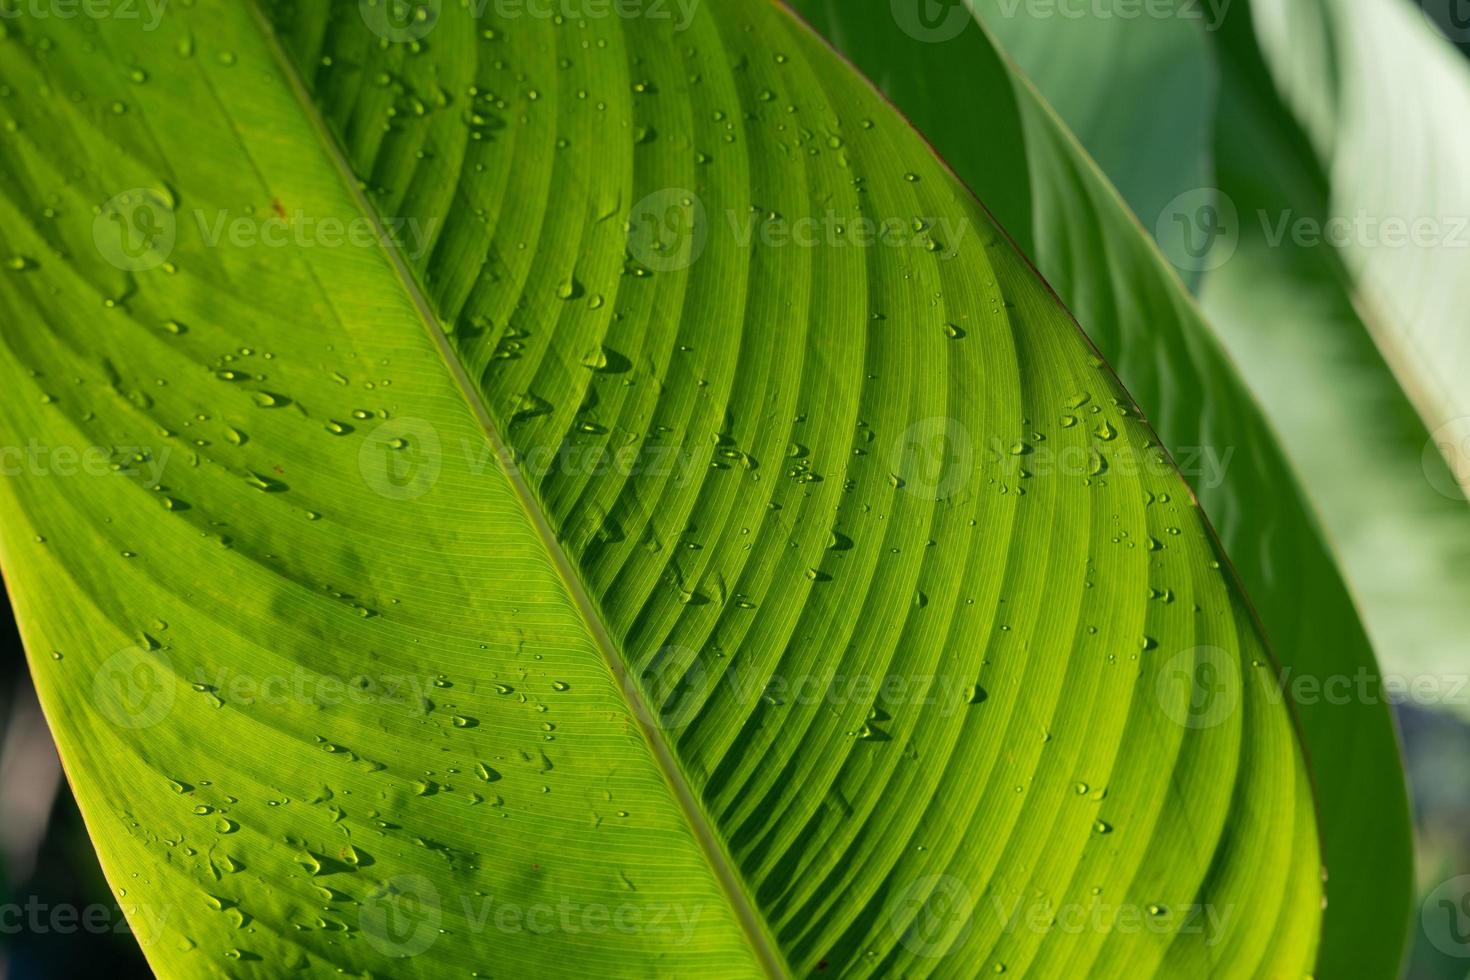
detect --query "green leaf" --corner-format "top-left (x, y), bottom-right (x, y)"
top-left (785, 1), bottom-right (1412, 975)
top-left (0, 2), bottom-right (1320, 976)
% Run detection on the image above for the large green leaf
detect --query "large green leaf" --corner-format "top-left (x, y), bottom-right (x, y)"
top-left (0, 1), bottom-right (1322, 976)
top-left (784, 2), bottom-right (1412, 976)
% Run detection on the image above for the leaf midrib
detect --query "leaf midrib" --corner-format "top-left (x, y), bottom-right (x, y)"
top-left (243, 5), bottom-right (788, 976)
